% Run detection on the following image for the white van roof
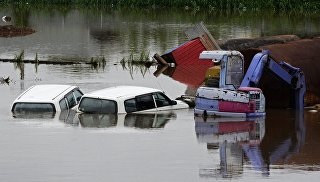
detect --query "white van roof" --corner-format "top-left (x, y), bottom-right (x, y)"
top-left (14, 84), bottom-right (78, 103)
top-left (83, 86), bottom-right (162, 100)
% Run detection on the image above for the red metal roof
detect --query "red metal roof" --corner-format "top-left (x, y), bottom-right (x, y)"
top-left (163, 38), bottom-right (213, 65)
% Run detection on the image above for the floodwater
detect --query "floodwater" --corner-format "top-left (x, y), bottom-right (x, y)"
top-left (1, 7), bottom-right (320, 182)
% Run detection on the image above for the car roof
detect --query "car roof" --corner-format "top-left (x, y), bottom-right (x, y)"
top-left (14, 84), bottom-right (78, 103)
top-left (83, 86), bottom-right (162, 100)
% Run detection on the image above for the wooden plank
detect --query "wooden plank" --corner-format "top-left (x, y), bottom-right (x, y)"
top-left (153, 53), bottom-right (168, 65)
top-left (153, 65), bottom-right (169, 77)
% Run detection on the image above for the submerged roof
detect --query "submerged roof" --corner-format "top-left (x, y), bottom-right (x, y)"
top-left (83, 86), bottom-right (162, 100)
top-left (15, 84), bottom-right (76, 102)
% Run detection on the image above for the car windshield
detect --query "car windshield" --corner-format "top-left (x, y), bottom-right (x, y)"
top-left (12, 103), bottom-right (55, 113)
top-left (78, 97), bottom-right (117, 114)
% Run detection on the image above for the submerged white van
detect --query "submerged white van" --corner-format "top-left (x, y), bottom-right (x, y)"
top-left (77, 86), bottom-right (189, 114)
top-left (11, 84), bottom-right (83, 115)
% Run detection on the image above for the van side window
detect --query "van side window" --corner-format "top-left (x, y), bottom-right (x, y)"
top-left (73, 89), bottom-right (83, 103)
top-left (153, 92), bottom-right (171, 107)
top-left (66, 92), bottom-right (76, 109)
top-left (124, 99), bottom-right (137, 113)
top-left (59, 98), bottom-right (68, 110)
top-left (136, 94), bottom-right (155, 111)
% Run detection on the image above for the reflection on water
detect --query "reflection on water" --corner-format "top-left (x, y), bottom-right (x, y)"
top-left (12, 111), bottom-right (55, 119)
top-left (195, 116), bottom-right (266, 178)
top-left (1, 7), bottom-right (320, 61)
top-left (260, 110), bottom-right (306, 167)
top-left (78, 113), bottom-right (117, 128)
top-left (78, 112), bottom-right (175, 129)
top-left (124, 112), bottom-right (175, 129)
top-left (195, 110), bottom-right (306, 178)
top-left (12, 109), bottom-right (176, 130)
top-left (11, 109), bottom-right (79, 127)
top-left (1, 5), bottom-right (320, 181)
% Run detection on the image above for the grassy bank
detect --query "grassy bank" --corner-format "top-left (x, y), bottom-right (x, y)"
top-left (0, 0), bottom-right (320, 13)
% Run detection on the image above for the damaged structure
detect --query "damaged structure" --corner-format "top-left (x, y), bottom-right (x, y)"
top-left (154, 22), bottom-right (319, 108)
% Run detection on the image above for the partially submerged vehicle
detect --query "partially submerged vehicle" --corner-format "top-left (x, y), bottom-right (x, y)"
top-left (11, 84), bottom-right (83, 116)
top-left (77, 86), bottom-right (190, 114)
top-left (194, 50), bottom-right (306, 118)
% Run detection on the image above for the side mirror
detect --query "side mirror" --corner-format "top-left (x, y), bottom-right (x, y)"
top-left (170, 100), bottom-right (177, 105)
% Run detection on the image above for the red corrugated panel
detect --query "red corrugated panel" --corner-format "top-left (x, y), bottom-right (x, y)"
top-left (171, 38), bottom-right (212, 65)
top-left (171, 64), bottom-right (213, 88)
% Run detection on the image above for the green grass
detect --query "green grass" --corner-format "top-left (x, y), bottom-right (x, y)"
top-left (1, 0), bottom-right (320, 13)
top-left (89, 56), bottom-right (106, 70)
top-left (14, 50), bottom-right (24, 62)
top-left (120, 50), bottom-right (153, 79)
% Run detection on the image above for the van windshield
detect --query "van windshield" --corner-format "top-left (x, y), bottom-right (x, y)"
top-left (78, 97), bottom-right (117, 114)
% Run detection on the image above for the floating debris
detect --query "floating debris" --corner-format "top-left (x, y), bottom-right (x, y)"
top-left (0, 76), bottom-right (10, 84)
top-left (1, 16), bottom-right (11, 22)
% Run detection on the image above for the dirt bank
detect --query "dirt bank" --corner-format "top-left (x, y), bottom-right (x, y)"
top-left (0, 25), bottom-right (35, 37)
top-left (240, 37), bottom-right (320, 107)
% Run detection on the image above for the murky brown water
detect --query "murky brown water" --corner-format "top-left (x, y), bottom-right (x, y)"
top-left (1, 7), bottom-right (320, 182)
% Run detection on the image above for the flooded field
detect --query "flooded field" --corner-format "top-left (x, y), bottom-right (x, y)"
top-left (1, 7), bottom-right (320, 182)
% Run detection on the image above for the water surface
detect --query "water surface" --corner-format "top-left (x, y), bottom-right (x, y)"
top-left (1, 7), bottom-right (320, 182)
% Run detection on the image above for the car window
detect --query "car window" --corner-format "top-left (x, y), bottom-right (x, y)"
top-left (124, 99), bottom-right (137, 113)
top-left (59, 98), bottom-right (68, 110)
top-left (66, 92), bottom-right (76, 108)
top-left (73, 89), bottom-right (83, 103)
top-left (78, 97), bottom-right (117, 114)
top-left (136, 94), bottom-right (156, 111)
top-left (12, 103), bottom-right (55, 113)
top-left (153, 92), bottom-right (171, 107)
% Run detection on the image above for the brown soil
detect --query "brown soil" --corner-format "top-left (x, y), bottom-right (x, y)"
top-left (0, 25), bottom-right (35, 37)
top-left (240, 37), bottom-right (320, 107)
